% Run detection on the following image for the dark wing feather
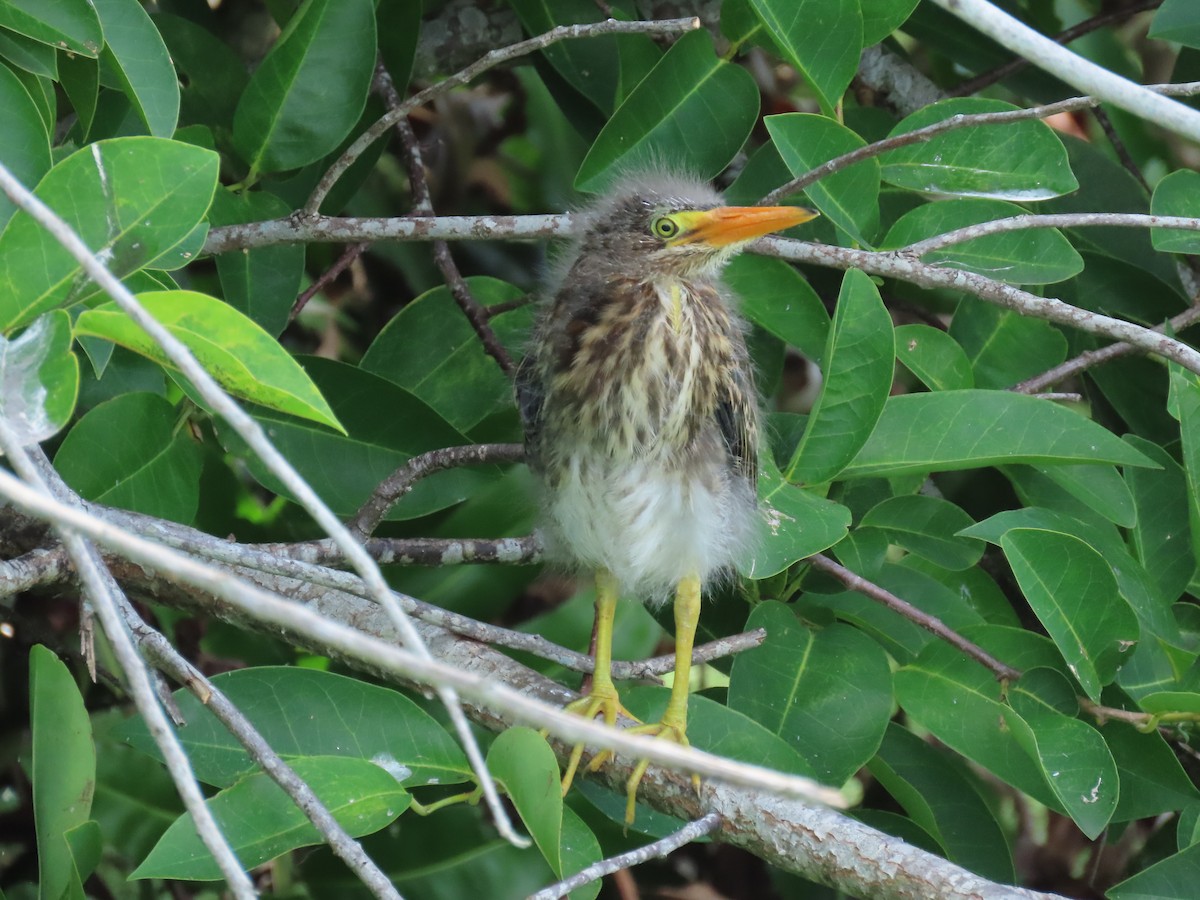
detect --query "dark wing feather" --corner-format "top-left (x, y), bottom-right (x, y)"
top-left (715, 365), bottom-right (758, 486)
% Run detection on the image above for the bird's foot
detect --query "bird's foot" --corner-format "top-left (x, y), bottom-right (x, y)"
top-left (557, 684), bottom-right (640, 797)
top-left (617, 718), bottom-right (700, 825)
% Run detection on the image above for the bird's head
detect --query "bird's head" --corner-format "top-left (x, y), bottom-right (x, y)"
top-left (579, 173), bottom-right (818, 278)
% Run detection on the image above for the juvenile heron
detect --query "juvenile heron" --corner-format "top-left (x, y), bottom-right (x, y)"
top-left (517, 173), bottom-right (816, 820)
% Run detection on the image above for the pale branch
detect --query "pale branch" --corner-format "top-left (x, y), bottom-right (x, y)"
top-left (287, 534), bottom-right (542, 567)
top-left (305, 15), bottom-right (701, 212)
top-left (758, 235), bottom-right (1200, 376)
top-left (948, 0), bottom-right (1163, 98)
top-left (0, 470), bottom-right (843, 812)
top-left (0, 545), bottom-right (70, 594)
top-left (808, 554), bottom-right (1023, 683)
top-left (758, 82), bottom-right (1200, 207)
top-left (0, 431), bottom-right (257, 897)
top-left (899, 213), bottom-right (1200, 257)
top-left (930, 0), bottom-right (1200, 143)
top-left (529, 812), bottom-right (723, 900)
top-left (121, 603), bottom-right (401, 899)
top-left (0, 157), bottom-right (524, 849)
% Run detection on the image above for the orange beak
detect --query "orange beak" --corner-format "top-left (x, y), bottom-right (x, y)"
top-left (675, 205), bottom-right (819, 247)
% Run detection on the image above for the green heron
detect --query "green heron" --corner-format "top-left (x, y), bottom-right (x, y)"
top-left (517, 173), bottom-right (816, 821)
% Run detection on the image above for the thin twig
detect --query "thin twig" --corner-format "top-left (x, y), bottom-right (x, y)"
top-left (899, 212), bottom-right (1200, 258)
top-left (349, 443), bottom-right (525, 538)
top-left (808, 553), bottom-right (1022, 682)
top-left (930, 0), bottom-right (1200, 143)
top-left (0, 432), bottom-right (257, 897)
top-left (949, 0), bottom-right (1162, 97)
top-left (528, 812), bottom-right (722, 900)
top-left (1091, 106), bottom-right (1151, 194)
top-left (291, 242), bottom-right (369, 323)
top-left (305, 16), bottom-right (701, 213)
top-left (0, 157), bottom-right (525, 849)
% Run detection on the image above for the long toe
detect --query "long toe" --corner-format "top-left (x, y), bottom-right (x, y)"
top-left (621, 719), bottom-right (695, 824)
top-left (558, 685), bottom-right (641, 795)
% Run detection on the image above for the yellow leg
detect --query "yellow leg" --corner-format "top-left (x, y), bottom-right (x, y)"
top-left (619, 573), bottom-right (702, 824)
top-left (559, 570), bottom-right (638, 796)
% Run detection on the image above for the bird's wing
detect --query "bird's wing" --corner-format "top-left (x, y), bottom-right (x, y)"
top-left (514, 354), bottom-right (545, 452)
top-left (715, 365), bottom-right (758, 486)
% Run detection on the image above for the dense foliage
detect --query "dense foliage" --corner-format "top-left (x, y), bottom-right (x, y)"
top-left (4, 0), bottom-right (1200, 898)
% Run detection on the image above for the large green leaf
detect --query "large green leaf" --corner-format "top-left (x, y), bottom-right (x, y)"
top-left (743, 454), bottom-right (851, 579)
top-left (1001, 529), bottom-right (1139, 701)
top-left (93, 0), bottom-right (178, 137)
top-left (117, 667), bottom-right (471, 789)
top-left (1109, 842), bottom-right (1200, 899)
top-left (860, 494), bottom-right (983, 570)
top-left (1149, 0), bottom-right (1200, 49)
top-left (879, 99), bottom-right (1078, 200)
top-left (54, 392), bottom-right (201, 523)
top-left (883, 198), bottom-right (1082, 284)
top-left (30, 645), bottom-right (96, 900)
top-left (0, 137), bottom-right (219, 331)
top-left (894, 324), bottom-right (973, 391)
top-left (75, 290), bottom-right (342, 432)
top-left (1170, 368), bottom-right (1200, 565)
top-left (949, 301), bottom-right (1067, 390)
top-left (0, 0), bottom-right (101, 56)
top-left (765, 113), bottom-right (879, 246)
top-left (786, 269), bottom-right (893, 485)
top-left (507, 0), bottom-right (621, 113)
top-left (842, 391), bottom-right (1155, 478)
top-left (747, 0), bottom-right (861, 116)
top-left (131, 756), bottom-right (410, 881)
top-left (1005, 668), bottom-right (1117, 840)
top-left (861, 0), bottom-right (921, 44)
top-left (575, 30), bottom-right (757, 191)
top-left (0, 62), bottom-right (50, 230)
top-left (1125, 436), bottom-right (1195, 603)
top-left (728, 603), bottom-right (891, 785)
top-left (724, 255), bottom-right (829, 364)
top-left (0, 310), bottom-right (78, 446)
top-left (1150, 169), bottom-right (1200, 254)
top-left (233, 0), bottom-right (377, 175)
top-left (869, 723), bottom-right (1014, 881)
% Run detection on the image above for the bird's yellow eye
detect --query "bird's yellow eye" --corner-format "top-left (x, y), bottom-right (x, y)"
top-left (651, 216), bottom-right (680, 240)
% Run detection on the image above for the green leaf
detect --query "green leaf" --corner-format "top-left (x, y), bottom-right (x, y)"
top-left (725, 255), bottom-right (829, 364)
top-left (74, 291), bottom-right (343, 432)
top-left (1005, 668), bottom-right (1117, 839)
top-left (488, 727), bottom-right (600, 898)
top-left (53, 392), bottom-right (201, 523)
top-left (233, 0), bottom-right (377, 175)
top-left (883, 198), bottom-right (1083, 284)
top-left (0, 137), bottom-right (219, 331)
top-left (880, 99), bottom-right (1078, 200)
top-left (728, 603), bottom-right (891, 785)
top-left (1150, 169), bottom-right (1200, 254)
top-left (860, 495), bottom-right (983, 570)
top-left (223, 357), bottom-right (491, 519)
top-left (786, 269), bottom-right (894, 484)
top-left (1170, 368), bottom-right (1200, 566)
top-left (765, 113), bottom-right (879, 246)
top-left (1109, 842), bottom-right (1200, 899)
top-left (861, 0), bottom-right (921, 44)
top-left (949, 301), bottom-right (1067, 390)
top-left (869, 723), bottom-right (1014, 881)
top-left (1102, 718), bottom-right (1200, 822)
top-left (507, 0), bottom-right (620, 113)
top-left (1032, 462), bottom-right (1136, 528)
top-left (743, 454), bottom-right (851, 579)
top-left (93, 0), bottom-right (179, 137)
top-left (30, 645), bottom-right (96, 900)
top-left (360, 277), bottom-right (529, 433)
top-left (0, 310), bottom-right (78, 446)
top-left (894, 324), bottom-right (973, 391)
top-left (0, 63), bottom-right (50, 230)
top-left (58, 51), bottom-right (98, 139)
top-left (0, 0), bottom-right (101, 56)
top-left (131, 756), bottom-right (410, 880)
top-left (747, 0), bottom-right (861, 116)
top-left (1001, 529), bottom-right (1139, 701)
top-left (843, 391), bottom-right (1155, 478)
top-left (155, 13), bottom-right (249, 131)
top-left (575, 30), bottom-right (758, 192)
top-left (1125, 436), bottom-right (1195, 603)
top-left (117, 667), bottom-right (471, 789)
top-left (1149, 0), bottom-right (1200, 49)
top-left (208, 189), bottom-right (305, 337)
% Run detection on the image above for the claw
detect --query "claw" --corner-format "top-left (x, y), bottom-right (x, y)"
top-left (620, 717), bottom-right (695, 824)
top-left (558, 684), bottom-right (640, 796)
